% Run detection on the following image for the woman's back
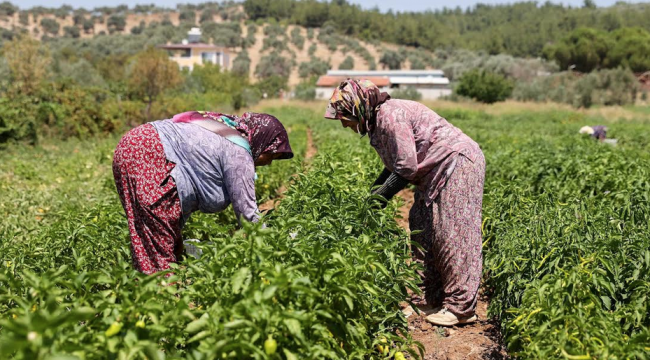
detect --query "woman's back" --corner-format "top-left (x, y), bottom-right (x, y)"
top-left (151, 119), bottom-right (257, 222)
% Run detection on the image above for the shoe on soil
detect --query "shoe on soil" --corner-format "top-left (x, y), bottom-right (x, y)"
top-left (402, 305), bottom-right (442, 318)
top-left (425, 307), bottom-right (477, 326)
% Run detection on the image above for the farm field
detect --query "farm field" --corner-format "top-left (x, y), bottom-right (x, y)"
top-left (1, 103), bottom-right (649, 359)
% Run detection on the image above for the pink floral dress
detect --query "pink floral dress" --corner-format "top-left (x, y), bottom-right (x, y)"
top-left (371, 99), bottom-right (485, 317)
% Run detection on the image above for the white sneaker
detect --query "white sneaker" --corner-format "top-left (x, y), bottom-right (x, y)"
top-left (425, 307), bottom-right (477, 326)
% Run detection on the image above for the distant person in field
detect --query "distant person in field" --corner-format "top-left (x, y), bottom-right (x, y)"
top-left (323, 79), bottom-right (485, 326)
top-left (112, 111), bottom-right (293, 275)
top-left (579, 125), bottom-right (608, 141)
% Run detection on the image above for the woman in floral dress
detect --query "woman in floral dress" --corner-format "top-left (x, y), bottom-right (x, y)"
top-left (112, 111), bottom-right (293, 275)
top-left (323, 80), bottom-right (485, 326)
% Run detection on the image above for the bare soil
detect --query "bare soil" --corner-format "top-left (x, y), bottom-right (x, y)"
top-left (395, 189), bottom-right (509, 360)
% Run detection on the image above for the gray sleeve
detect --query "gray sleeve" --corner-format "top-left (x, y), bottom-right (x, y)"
top-left (222, 148), bottom-right (260, 224)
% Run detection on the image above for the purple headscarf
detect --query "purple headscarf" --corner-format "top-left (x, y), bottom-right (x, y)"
top-left (240, 112), bottom-right (294, 161)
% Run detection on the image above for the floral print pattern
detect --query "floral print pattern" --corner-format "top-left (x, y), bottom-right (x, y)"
top-left (112, 124), bottom-right (183, 274)
top-left (369, 99), bottom-right (485, 316)
top-left (409, 154), bottom-right (485, 317)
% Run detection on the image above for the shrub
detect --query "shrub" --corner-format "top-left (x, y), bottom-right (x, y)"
top-left (455, 69), bottom-right (513, 104)
top-left (179, 10), bottom-right (196, 24)
top-left (294, 81), bottom-right (316, 100)
top-left (607, 27), bottom-right (650, 72)
top-left (512, 69), bottom-right (638, 108)
top-left (255, 52), bottom-right (294, 79)
top-left (63, 26), bottom-right (80, 38)
top-left (130, 21), bottom-right (146, 35)
top-left (290, 27), bottom-right (305, 50)
top-left (243, 23), bottom-right (257, 47)
top-left (390, 87), bottom-right (422, 101)
top-left (308, 43), bottom-right (317, 56)
top-left (0, 1), bottom-right (17, 16)
top-left (543, 27), bottom-right (611, 72)
top-left (203, 22), bottom-right (242, 48)
top-left (55, 5), bottom-right (72, 19)
top-left (409, 56), bottom-right (425, 70)
top-left (2, 34), bottom-right (51, 96)
top-left (241, 87), bottom-right (262, 106)
top-left (262, 37), bottom-right (288, 52)
top-left (338, 56), bottom-right (354, 70)
top-left (306, 27), bottom-right (314, 40)
top-left (200, 8), bottom-right (218, 23)
top-left (232, 50), bottom-right (251, 76)
top-left (107, 14), bottom-right (126, 34)
top-left (72, 12), bottom-right (85, 26)
top-left (264, 24), bottom-right (285, 37)
top-left (40, 18), bottom-right (60, 36)
top-left (379, 50), bottom-right (405, 70)
top-left (128, 47), bottom-right (182, 120)
top-left (57, 59), bottom-right (107, 89)
top-left (18, 12), bottom-right (29, 26)
top-left (255, 75), bottom-right (288, 97)
top-left (298, 57), bottom-right (329, 79)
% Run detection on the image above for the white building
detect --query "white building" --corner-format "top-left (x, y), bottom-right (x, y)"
top-left (159, 28), bottom-right (231, 72)
top-left (316, 70), bottom-right (452, 100)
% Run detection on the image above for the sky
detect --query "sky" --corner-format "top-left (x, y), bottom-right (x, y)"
top-left (15, 0), bottom-right (636, 11)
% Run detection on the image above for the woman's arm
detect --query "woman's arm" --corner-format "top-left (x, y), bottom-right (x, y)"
top-left (371, 168), bottom-right (392, 189)
top-left (223, 155), bottom-right (260, 224)
top-left (376, 112), bottom-right (418, 181)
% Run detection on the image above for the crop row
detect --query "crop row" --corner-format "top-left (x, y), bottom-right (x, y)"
top-left (0, 107), bottom-right (419, 359)
top-left (445, 108), bottom-right (650, 359)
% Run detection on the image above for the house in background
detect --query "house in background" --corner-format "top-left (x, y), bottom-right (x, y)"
top-left (159, 28), bottom-right (231, 72)
top-left (316, 70), bottom-right (451, 100)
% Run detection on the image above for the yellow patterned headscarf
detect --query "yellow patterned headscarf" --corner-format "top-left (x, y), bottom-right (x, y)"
top-left (323, 79), bottom-right (390, 135)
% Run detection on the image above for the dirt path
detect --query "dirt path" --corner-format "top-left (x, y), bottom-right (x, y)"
top-left (395, 189), bottom-right (509, 360)
top-left (259, 128), bottom-right (316, 211)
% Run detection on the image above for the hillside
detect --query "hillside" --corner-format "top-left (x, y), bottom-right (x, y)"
top-left (0, 6), bottom-right (420, 87)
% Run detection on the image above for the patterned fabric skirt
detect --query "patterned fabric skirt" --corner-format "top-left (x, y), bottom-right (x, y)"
top-left (409, 152), bottom-right (485, 317)
top-left (112, 124), bottom-right (183, 275)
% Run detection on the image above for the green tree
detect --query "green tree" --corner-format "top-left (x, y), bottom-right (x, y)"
top-left (607, 27), bottom-right (650, 72)
top-left (128, 47), bottom-right (182, 121)
top-left (294, 81), bottom-right (316, 100)
top-left (82, 18), bottom-right (94, 34)
top-left (232, 50), bottom-right (251, 77)
top-left (179, 10), bottom-right (196, 24)
top-left (2, 34), bottom-right (51, 96)
top-left (379, 50), bottom-right (404, 70)
top-left (18, 12), bottom-right (29, 26)
top-left (456, 69), bottom-right (513, 104)
top-left (107, 14), bottom-right (126, 34)
top-left (0, 1), bottom-right (17, 16)
top-left (63, 26), bottom-right (80, 38)
top-left (338, 56), bottom-right (354, 70)
top-left (298, 57), bottom-right (329, 78)
top-left (40, 18), bottom-right (60, 36)
top-left (255, 75), bottom-right (288, 97)
top-left (255, 52), bottom-right (294, 79)
top-left (200, 8), bottom-right (218, 23)
top-left (290, 27), bottom-right (305, 50)
top-left (308, 43), bottom-right (317, 56)
top-left (543, 27), bottom-right (611, 72)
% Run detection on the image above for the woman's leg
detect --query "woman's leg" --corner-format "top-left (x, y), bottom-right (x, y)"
top-left (409, 190), bottom-right (444, 307)
top-left (430, 154), bottom-right (485, 317)
top-left (113, 124), bottom-right (183, 275)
